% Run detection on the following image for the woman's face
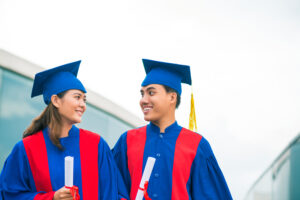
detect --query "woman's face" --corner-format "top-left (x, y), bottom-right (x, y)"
top-left (54, 89), bottom-right (86, 125)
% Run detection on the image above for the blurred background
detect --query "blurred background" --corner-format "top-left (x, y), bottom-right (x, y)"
top-left (0, 0), bottom-right (300, 199)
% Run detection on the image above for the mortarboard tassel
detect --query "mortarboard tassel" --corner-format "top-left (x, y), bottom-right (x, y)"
top-left (189, 91), bottom-right (198, 132)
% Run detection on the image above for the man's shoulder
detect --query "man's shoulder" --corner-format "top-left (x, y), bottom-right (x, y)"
top-left (180, 127), bottom-right (203, 140)
top-left (79, 128), bottom-right (101, 139)
top-left (177, 128), bottom-right (215, 155)
top-left (114, 125), bottom-right (148, 146)
top-left (127, 125), bottom-right (147, 135)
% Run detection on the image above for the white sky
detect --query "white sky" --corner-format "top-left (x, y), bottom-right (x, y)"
top-left (0, 0), bottom-right (300, 199)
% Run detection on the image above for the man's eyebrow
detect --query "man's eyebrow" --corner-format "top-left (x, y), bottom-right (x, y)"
top-left (146, 87), bottom-right (156, 91)
top-left (72, 92), bottom-right (82, 95)
top-left (140, 86), bottom-right (156, 93)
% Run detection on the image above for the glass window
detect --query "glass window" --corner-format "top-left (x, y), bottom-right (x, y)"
top-left (246, 169), bottom-right (272, 200)
top-left (0, 68), bottom-right (45, 169)
top-left (245, 152), bottom-right (292, 200)
top-left (272, 157), bottom-right (290, 200)
top-left (288, 143), bottom-right (300, 199)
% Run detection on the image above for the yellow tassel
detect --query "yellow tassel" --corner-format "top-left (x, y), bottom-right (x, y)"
top-left (189, 92), bottom-right (197, 132)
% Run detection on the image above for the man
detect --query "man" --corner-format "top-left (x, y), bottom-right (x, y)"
top-left (113, 59), bottom-right (232, 199)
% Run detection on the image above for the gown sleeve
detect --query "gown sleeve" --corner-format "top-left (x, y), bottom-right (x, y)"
top-left (189, 137), bottom-right (233, 200)
top-left (0, 141), bottom-right (55, 200)
top-left (98, 137), bottom-right (129, 200)
top-left (112, 132), bottom-right (132, 195)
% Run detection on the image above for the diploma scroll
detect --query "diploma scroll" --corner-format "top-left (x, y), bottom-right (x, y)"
top-left (64, 156), bottom-right (80, 200)
top-left (65, 156), bottom-right (74, 187)
top-left (135, 157), bottom-right (156, 200)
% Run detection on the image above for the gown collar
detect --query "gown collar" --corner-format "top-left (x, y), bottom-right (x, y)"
top-left (149, 121), bottom-right (180, 134)
top-left (68, 125), bottom-right (79, 137)
top-left (44, 125), bottom-right (79, 139)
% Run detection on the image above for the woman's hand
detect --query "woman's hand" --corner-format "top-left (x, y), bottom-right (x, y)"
top-left (53, 186), bottom-right (73, 200)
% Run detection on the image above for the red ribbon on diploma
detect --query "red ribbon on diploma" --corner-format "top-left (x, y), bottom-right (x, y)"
top-left (66, 186), bottom-right (80, 200)
top-left (138, 181), bottom-right (151, 200)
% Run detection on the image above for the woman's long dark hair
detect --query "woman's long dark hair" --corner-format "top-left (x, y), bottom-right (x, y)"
top-left (23, 91), bottom-right (67, 149)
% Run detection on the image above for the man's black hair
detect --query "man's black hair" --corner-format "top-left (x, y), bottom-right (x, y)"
top-left (163, 85), bottom-right (181, 108)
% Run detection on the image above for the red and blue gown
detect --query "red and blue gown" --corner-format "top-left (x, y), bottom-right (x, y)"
top-left (112, 121), bottom-right (232, 200)
top-left (0, 125), bottom-right (129, 200)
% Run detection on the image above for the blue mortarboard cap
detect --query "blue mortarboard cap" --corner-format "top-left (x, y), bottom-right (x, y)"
top-left (141, 59), bottom-right (191, 95)
top-left (31, 60), bottom-right (86, 105)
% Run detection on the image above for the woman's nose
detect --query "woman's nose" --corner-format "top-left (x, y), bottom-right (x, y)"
top-left (79, 99), bottom-right (86, 107)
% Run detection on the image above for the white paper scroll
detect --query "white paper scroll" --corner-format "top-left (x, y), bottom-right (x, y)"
top-left (65, 156), bottom-right (74, 187)
top-left (135, 157), bottom-right (156, 200)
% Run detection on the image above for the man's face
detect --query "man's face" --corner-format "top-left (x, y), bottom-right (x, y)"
top-left (139, 84), bottom-right (174, 123)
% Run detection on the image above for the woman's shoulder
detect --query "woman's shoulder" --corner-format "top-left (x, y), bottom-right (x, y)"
top-left (22, 131), bottom-right (44, 143)
top-left (9, 131), bottom-right (44, 154)
top-left (13, 140), bottom-right (26, 152)
top-left (5, 140), bottom-right (28, 163)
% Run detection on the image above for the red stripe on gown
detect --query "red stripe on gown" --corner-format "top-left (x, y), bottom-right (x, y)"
top-left (171, 128), bottom-right (202, 200)
top-left (127, 126), bottom-right (147, 200)
top-left (23, 131), bottom-right (54, 200)
top-left (79, 129), bottom-right (100, 200)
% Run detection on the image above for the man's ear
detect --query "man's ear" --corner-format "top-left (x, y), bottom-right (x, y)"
top-left (169, 92), bottom-right (177, 105)
top-left (51, 95), bottom-right (60, 108)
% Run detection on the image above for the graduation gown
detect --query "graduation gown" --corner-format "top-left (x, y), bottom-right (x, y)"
top-left (112, 121), bottom-right (232, 200)
top-left (0, 125), bottom-right (128, 200)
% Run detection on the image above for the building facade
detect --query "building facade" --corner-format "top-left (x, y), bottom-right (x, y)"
top-left (245, 133), bottom-right (300, 200)
top-left (0, 49), bottom-right (145, 170)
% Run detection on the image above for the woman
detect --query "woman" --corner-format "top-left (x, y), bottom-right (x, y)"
top-left (0, 61), bottom-right (128, 200)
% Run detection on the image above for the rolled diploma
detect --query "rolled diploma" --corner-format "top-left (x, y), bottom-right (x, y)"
top-left (65, 156), bottom-right (74, 187)
top-left (135, 157), bottom-right (156, 200)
